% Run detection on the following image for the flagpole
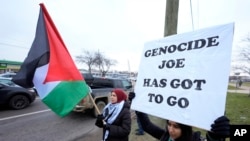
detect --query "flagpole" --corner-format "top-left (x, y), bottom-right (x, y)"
top-left (88, 92), bottom-right (107, 125)
top-left (88, 92), bottom-right (101, 114)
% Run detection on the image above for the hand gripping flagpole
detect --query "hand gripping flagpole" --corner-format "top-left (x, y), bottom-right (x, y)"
top-left (88, 92), bottom-right (107, 125)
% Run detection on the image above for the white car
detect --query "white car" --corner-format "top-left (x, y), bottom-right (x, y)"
top-left (0, 72), bottom-right (16, 79)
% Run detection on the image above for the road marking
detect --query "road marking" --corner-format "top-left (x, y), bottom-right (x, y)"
top-left (0, 109), bottom-right (51, 121)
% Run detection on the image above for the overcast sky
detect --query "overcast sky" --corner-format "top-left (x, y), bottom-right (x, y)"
top-left (0, 0), bottom-right (249, 72)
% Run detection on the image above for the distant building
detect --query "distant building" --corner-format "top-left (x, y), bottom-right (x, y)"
top-left (229, 72), bottom-right (250, 82)
top-left (0, 60), bottom-right (22, 73)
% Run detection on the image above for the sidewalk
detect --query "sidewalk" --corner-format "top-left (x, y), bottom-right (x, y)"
top-left (228, 83), bottom-right (250, 94)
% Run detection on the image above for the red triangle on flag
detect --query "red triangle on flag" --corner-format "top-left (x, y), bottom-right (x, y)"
top-left (39, 3), bottom-right (84, 82)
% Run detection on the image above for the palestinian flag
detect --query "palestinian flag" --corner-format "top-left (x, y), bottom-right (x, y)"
top-left (12, 3), bottom-right (89, 117)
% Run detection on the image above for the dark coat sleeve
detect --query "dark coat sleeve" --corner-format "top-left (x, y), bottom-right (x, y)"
top-left (136, 111), bottom-right (165, 139)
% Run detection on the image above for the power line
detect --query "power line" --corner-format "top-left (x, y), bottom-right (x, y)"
top-left (196, 0), bottom-right (199, 29)
top-left (0, 42), bottom-right (29, 49)
top-left (190, 0), bottom-right (194, 31)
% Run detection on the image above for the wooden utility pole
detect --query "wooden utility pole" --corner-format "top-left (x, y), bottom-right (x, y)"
top-left (159, 0), bottom-right (179, 129)
top-left (164, 0), bottom-right (179, 37)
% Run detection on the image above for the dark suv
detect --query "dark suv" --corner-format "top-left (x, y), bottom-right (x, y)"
top-left (91, 77), bottom-right (132, 90)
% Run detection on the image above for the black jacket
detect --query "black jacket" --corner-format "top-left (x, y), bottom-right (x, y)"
top-left (96, 101), bottom-right (131, 141)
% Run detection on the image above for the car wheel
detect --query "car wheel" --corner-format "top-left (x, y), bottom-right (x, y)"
top-left (9, 95), bottom-right (30, 110)
top-left (92, 101), bottom-right (106, 118)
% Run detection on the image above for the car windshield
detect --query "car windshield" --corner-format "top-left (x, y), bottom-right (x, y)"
top-left (121, 80), bottom-right (132, 89)
top-left (0, 78), bottom-right (17, 86)
top-left (0, 82), bottom-right (8, 86)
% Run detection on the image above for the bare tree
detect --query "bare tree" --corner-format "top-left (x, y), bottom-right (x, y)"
top-left (76, 49), bottom-right (118, 75)
top-left (94, 50), bottom-right (117, 77)
top-left (75, 50), bottom-right (96, 73)
top-left (232, 33), bottom-right (250, 74)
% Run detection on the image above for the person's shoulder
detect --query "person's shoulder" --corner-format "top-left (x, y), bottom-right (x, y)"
top-left (119, 102), bottom-right (131, 118)
top-left (123, 101), bottom-right (131, 109)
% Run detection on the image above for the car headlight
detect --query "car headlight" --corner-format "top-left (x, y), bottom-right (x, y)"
top-left (27, 88), bottom-right (35, 93)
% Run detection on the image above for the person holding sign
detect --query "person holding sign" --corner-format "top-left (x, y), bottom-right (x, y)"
top-left (129, 92), bottom-right (230, 141)
top-left (95, 88), bottom-right (131, 141)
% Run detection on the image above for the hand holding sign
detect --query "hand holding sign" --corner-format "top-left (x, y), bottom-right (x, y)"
top-left (207, 116), bottom-right (230, 139)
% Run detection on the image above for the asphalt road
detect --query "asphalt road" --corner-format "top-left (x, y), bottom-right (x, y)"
top-left (0, 98), bottom-right (102, 141)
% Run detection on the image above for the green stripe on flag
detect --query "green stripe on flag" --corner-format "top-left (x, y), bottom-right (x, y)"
top-left (42, 81), bottom-right (89, 117)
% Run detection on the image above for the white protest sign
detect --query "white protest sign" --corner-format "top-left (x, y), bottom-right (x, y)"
top-left (131, 23), bottom-right (234, 130)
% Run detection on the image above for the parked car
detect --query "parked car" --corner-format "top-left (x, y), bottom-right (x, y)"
top-left (0, 80), bottom-right (36, 110)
